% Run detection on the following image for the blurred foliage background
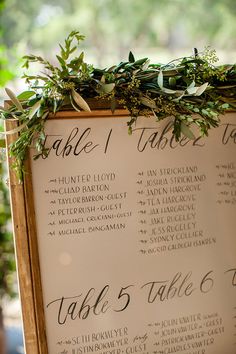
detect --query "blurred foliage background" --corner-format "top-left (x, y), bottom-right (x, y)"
top-left (0, 0), bottom-right (235, 336)
top-left (1, 0), bottom-right (236, 80)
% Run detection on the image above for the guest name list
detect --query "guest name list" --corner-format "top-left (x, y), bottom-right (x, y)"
top-left (30, 115), bottom-right (236, 354)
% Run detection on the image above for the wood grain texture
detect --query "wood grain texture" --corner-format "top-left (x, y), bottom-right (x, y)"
top-left (23, 157), bottom-right (48, 354)
top-left (5, 119), bottom-right (42, 354)
top-left (49, 108), bottom-right (129, 119)
top-left (5, 108), bottom-right (235, 353)
top-left (4, 107), bottom-right (128, 353)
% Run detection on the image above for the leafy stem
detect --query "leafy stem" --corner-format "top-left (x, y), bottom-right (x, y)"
top-left (1, 31), bottom-right (235, 180)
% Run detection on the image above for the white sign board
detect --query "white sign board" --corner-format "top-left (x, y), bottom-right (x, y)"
top-left (8, 112), bottom-right (236, 354)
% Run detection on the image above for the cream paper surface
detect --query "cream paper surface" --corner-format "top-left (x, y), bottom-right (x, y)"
top-left (30, 114), bottom-right (236, 354)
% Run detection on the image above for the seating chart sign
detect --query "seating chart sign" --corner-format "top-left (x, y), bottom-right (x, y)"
top-left (9, 112), bottom-right (236, 354)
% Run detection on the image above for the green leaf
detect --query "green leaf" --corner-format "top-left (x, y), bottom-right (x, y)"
top-left (128, 51), bottom-right (135, 63)
top-left (59, 44), bottom-right (67, 60)
top-left (68, 53), bottom-right (84, 70)
top-left (5, 88), bottom-right (24, 112)
top-left (42, 111), bottom-right (49, 120)
top-left (29, 100), bottom-right (42, 119)
top-left (221, 103), bottom-right (229, 109)
top-left (100, 75), bottom-right (106, 84)
top-left (70, 95), bottom-right (80, 112)
top-left (186, 81), bottom-right (197, 95)
top-left (53, 99), bottom-right (58, 113)
top-left (157, 71), bottom-right (163, 89)
top-left (71, 89), bottom-right (91, 112)
top-left (201, 109), bottom-right (209, 116)
top-left (162, 87), bottom-right (177, 94)
top-left (2, 122), bottom-right (28, 135)
top-left (172, 92), bottom-right (185, 102)
top-left (17, 91), bottom-right (35, 101)
top-left (142, 59), bottom-right (150, 71)
top-left (195, 83), bottom-right (208, 96)
top-left (133, 58), bottom-right (148, 66)
top-left (69, 46), bottom-right (77, 55)
top-left (99, 83), bottom-right (115, 94)
top-left (169, 77), bottom-right (176, 87)
top-left (181, 122), bottom-right (195, 140)
top-left (22, 60), bottom-right (29, 69)
top-left (56, 55), bottom-right (66, 68)
top-left (186, 86), bottom-right (197, 95)
top-left (110, 96), bottom-right (116, 113)
top-left (188, 81), bottom-right (195, 89)
top-left (140, 97), bottom-right (157, 109)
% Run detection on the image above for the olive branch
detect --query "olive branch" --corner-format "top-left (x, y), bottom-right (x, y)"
top-left (1, 31), bottom-right (235, 180)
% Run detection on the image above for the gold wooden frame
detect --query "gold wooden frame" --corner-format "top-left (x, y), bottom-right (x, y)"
top-left (5, 108), bottom-right (128, 353)
top-left (6, 109), bottom-right (235, 353)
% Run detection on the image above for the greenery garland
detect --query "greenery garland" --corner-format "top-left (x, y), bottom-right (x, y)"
top-left (1, 30), bottom-right (236, 180)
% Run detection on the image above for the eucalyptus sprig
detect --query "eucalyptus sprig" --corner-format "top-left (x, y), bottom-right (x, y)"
top-left (1, 30), bottom-right (236, 180)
